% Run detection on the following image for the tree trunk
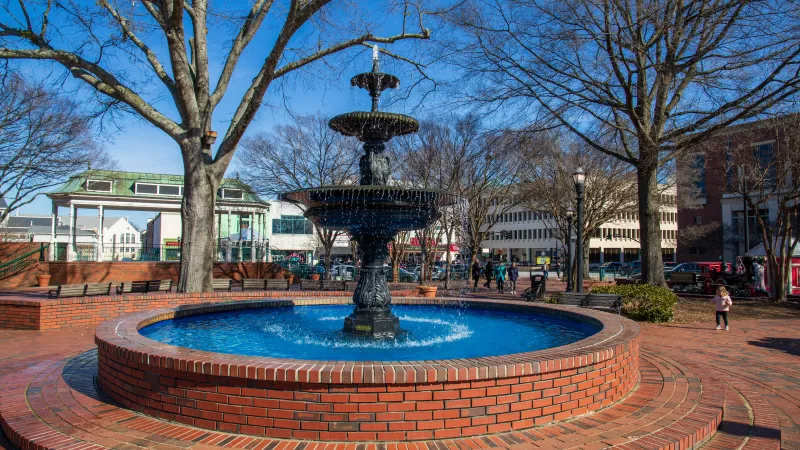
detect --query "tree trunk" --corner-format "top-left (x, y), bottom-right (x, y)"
top-left (178, 142), bottom-right (219, 293)
top-left (323, 241), bottom-right (334, 281)
top-left (637, 156), bottom-right (666, 286)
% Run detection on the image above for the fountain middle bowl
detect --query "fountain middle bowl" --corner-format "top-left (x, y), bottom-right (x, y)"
top-left (282, 185), bottom-right (460, 233)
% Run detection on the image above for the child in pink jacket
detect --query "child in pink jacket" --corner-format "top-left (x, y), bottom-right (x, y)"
top-left (710, 286), bottom-right (732, 330)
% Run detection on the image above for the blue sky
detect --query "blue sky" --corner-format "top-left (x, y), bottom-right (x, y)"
top-left (11, 1), bottom-right (445, 228)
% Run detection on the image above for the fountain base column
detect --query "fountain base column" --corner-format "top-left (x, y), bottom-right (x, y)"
top-left (344, 232), bottom-right (400, 339)
top-left (343, 306), bottom-right (400, 338)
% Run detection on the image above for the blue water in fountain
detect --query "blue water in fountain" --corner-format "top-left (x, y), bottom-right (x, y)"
top-left (140, 305), bottom-right (599, 361)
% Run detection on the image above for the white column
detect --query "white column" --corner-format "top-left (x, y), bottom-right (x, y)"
top-left (507, 247), bottom-right (512, 263)
top-left (250, 212), bottom-right (256, 262)
top-left (599, 248), bottom-right (604, 264)
top-left (226, 211), bottom-right (232, 262)
top-left (97, 206), bottom-right (104, 262)
top-left (67, 203), bottom-right (75, 262)
top-left (526, 248), bottom-right (532, 264)
top-left (50, 204), bottom-right (57, 261)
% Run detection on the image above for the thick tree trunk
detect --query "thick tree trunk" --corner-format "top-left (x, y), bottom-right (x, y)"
top-left (637, 157), bottom-right (666, 286)
top-left (178, 142), bottom-right (219, 293)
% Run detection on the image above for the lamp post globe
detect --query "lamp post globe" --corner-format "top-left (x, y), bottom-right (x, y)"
top-left (573, 168), bottom-right (585, 293)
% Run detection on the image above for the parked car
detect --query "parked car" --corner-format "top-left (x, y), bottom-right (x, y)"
top-left (598, 261), bottom-right (624, 272)
top-left (619, 261), bottom-right (641, 276)
top-left (331, 265), bottom-right (356, 280)
top-left (384, 266), bottom-right (419, 282)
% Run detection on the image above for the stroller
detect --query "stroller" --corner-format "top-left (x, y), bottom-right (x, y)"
top-left (522, 274), bottom-right (546, 302)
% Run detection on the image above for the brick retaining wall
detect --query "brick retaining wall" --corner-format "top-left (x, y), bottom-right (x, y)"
top-left (0, 261), bottom-right (289, 289)
top-left (95, 299), bottom-right (640, 441)
top-left (0, 289), bottom-right (417, 330)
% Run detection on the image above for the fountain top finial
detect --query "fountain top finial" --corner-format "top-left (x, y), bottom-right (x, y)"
top-left (372, 44), bottom-right (380, 73)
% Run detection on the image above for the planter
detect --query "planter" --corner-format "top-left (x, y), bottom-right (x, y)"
top-left (417, 286), bottom-right (437, 298)
top-left (37, 274), bottom-right (51, 288)
top-left (310, 274), bottom-right (320, 281)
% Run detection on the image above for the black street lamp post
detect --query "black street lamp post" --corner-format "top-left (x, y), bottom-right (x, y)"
top-left (573, 168), bottom-right (586, 293)
top-left (566, 208), bottom-right (574, 292)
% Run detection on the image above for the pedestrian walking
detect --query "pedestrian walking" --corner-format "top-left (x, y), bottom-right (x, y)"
top-left (484, 260), bottom-right (494, 289)
top-left (543, 262), bottom-right (549, 280)
top-left (471, 258), bottom-right (481, 290)
top-left (508, 262), bottom-right (519, 294)
top-left (495, 261), bottom-right (506, 294)
top-left (710, 286), bottom-right (732, 330)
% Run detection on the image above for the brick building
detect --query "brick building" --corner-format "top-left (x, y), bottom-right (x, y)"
top-left (677, 116), bottom-right (796, 263)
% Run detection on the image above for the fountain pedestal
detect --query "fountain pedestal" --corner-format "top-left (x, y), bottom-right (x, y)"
top-left (344, 232), bottom-right (400, 338)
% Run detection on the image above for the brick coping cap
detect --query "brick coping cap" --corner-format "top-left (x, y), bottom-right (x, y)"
top-left (0, 289), bottom-right (417, 307)
top-left (95, 298), bottom-right (640, 385)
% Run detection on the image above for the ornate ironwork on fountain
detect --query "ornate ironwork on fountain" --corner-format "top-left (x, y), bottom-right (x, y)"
top-left (282, 45), bottom-right (459, 339)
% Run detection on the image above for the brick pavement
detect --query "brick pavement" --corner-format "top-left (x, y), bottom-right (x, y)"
top-left (0, 298), bottom-right (796, 449)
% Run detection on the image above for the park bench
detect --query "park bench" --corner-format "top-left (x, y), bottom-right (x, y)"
top-left (556, 292), bottom-right (588, 307)
top-left (116, 280), bottom-right (172, 295)
top-left (213, 279), bottom-right (233, 291)
top-left (48, 284), bottom-right (87, 299)
top-left (300, 279), bottom-right (321, 291)
top-left (241, 279), bottom-right (267, 291)
top-left (265, 279), bottom-right (290, 291)
top-left (321, 280), bottom-right (346, 291)
top-left (116, 281), bottom-right (149, 295)
top-left (147, 279), bottom-right (173, 293)
top-left (85, 282), bottom-right (113, 297)
top-left (586, 293), bottom-right (622, 314)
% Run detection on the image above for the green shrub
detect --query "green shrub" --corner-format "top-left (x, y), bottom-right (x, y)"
top-left (590, 284), bottom-right (678, 323)
top-left (545, 297), bottom-right (559, 304)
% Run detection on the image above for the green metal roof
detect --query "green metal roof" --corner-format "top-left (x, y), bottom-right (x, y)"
top-left (48, 170), bottom-right (266, 204)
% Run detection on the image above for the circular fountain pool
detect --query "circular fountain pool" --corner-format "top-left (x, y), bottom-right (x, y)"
top-left (96, 298), bottom-right (641, 442)
top-left (139, 305), bottom-right (600, 361)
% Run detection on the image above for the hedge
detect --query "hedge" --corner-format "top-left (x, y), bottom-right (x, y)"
top-left (591, 284), bottom-right (678, 323)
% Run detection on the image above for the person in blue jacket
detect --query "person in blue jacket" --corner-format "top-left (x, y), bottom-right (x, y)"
top-left (495, 261), bottom-right (507, 294)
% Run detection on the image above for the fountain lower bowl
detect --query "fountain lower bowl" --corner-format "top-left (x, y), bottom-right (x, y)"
top-left (282, 185), bottom-right (460, 233)
top-left (96, 298), bottom-right (641, 442)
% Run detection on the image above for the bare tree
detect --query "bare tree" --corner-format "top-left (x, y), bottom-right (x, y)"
top-left (237, 114), bottom-right (360, 279)
top-left (1, 0), bottom-right (432, 291)
top-left (394, 115), bottom-right (522, 285)
top-left (519, 132), bottom-right (638, 280)
top-left (678, 222), bottom-right (725, 259)
top-left (0, 74), bottom-right (114, 223)
top-left (389, 231), bottom-right (410, 282)
top-left (447, 0), bottom-right (800, 285)
top-left (721, 115), bottom-right (800, 301)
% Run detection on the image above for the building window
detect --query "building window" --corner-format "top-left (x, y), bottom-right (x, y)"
top-left (135, 183), bottom-right (183, 196)
top-left (753, 142), bottom-right (776, 185)
top-left (272, 215), bottom-right (313, 235)
top-left (86, 179), bottom-right (112, 192)
top-left (691, 154), bottom-right (707, 195)
top-left (221, 188), bottom-right (244, 200)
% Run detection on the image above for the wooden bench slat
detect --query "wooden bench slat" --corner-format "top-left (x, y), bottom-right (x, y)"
top-left (556, 292), bottom-right (589, 306)
top-left (586, 294), bottom-right (622, 314)
top-left (147, 280), bottom-right (172, 293)
top-left (48, 284), bottom-right (87, 299)
top-left (301, 280), bottom-right (321, 291)
top-left (241, 279), bottom-right (266, 291)
top-left (212, 279), bottom-right (232, 291)
top-left (265, 279), bottom-right (290, 291)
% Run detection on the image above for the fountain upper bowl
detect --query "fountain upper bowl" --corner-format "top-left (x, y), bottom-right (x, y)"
top-left (329, 111), bottom-right (419, 142)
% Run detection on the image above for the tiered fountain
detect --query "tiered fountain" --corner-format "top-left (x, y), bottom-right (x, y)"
top-left (283, 46), bottom-right (457, 338)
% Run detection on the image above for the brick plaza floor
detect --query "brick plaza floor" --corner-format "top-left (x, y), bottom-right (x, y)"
top-left (0, 291), bottom-right (797, 449)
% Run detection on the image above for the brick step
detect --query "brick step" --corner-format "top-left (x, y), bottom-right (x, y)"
top-left (0, 348), bottom-right (732, 450)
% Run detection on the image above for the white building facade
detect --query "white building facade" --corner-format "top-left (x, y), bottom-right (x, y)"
top-left (481, 189), bottom-right (678, 265)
